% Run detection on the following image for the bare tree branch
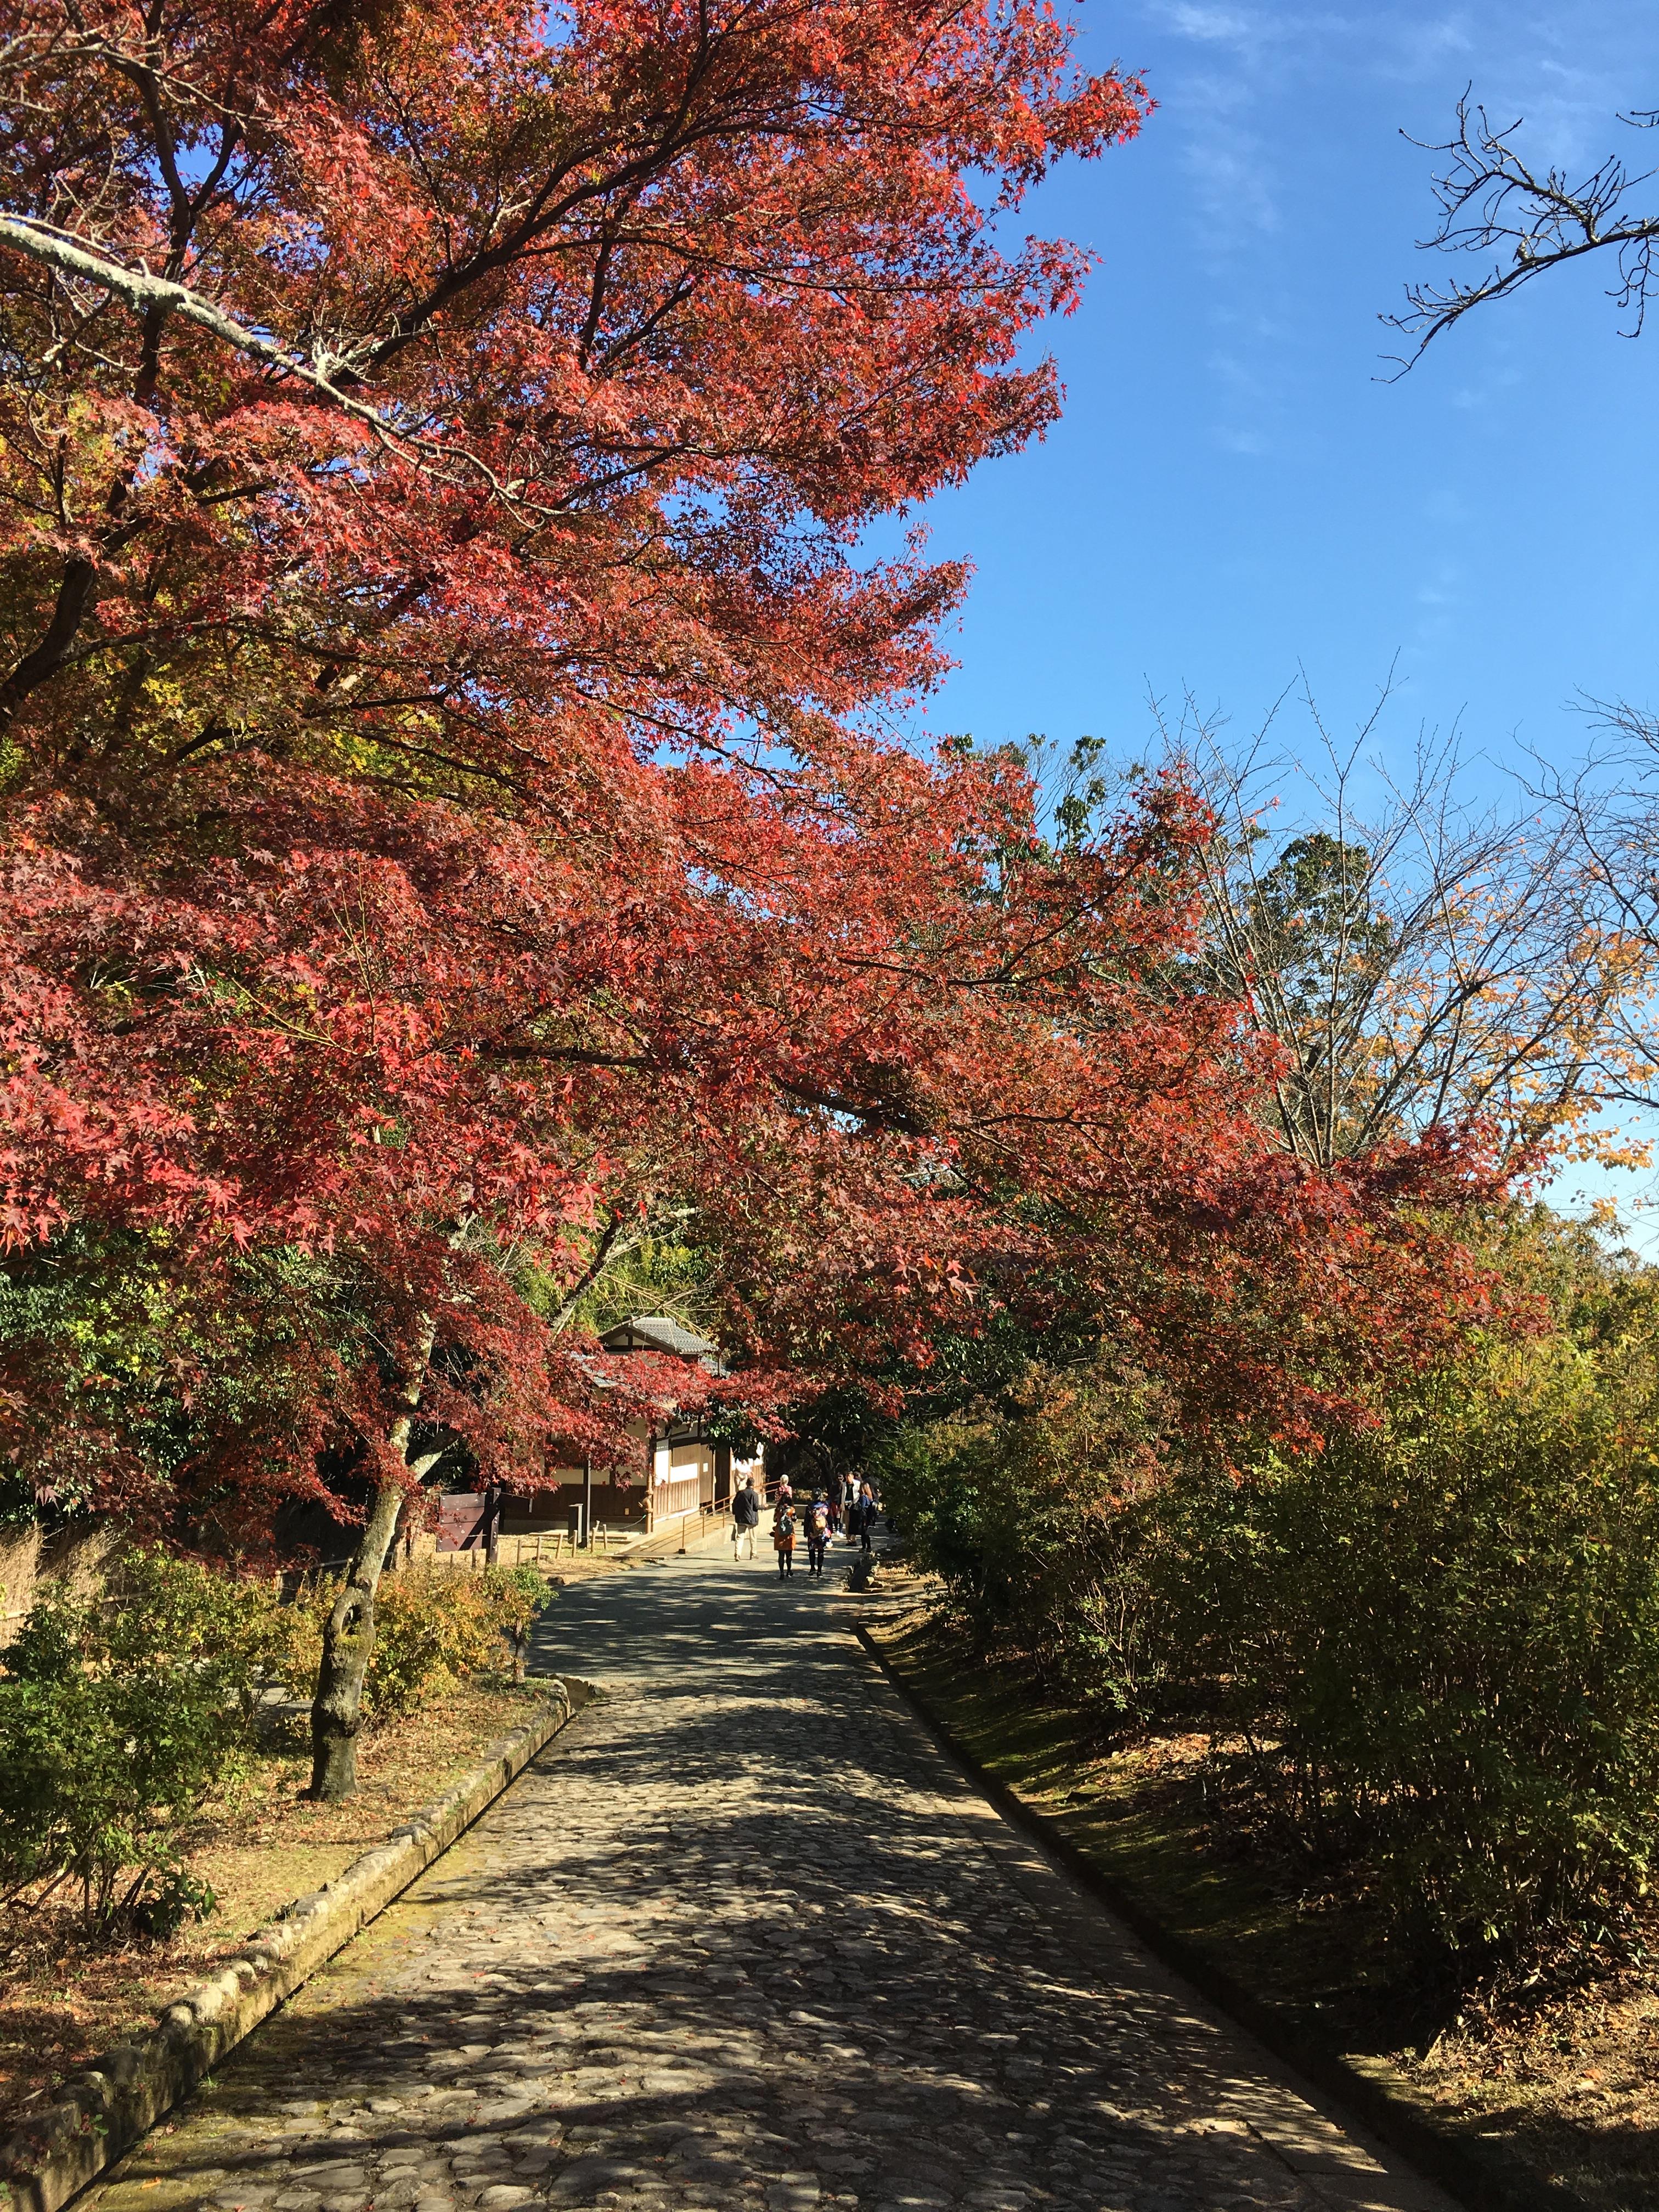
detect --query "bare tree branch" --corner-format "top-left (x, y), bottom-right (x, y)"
top-left (1528, 710), bottom-right (1659, 1119)
top-left (1150, 678), bottom-right (1633, 1169)
top-left (0, 216), bottom-right (545, 517)
top-left (548, 1209), bottom-right (630, 1337)
top-left (0, 216), bottom-right (390, 411)
top-left (1384, 93), bottom-right (1659, 370)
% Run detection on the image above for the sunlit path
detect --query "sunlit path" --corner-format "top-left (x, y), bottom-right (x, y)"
top-left (92, 1550), bottom-right (1456, 2212)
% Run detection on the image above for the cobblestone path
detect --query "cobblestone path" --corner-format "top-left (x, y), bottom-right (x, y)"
top-left (95, 1549), bottom-right (1457, 2212)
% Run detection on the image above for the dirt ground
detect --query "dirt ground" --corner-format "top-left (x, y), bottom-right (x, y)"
top-left (869, 1598), bottom-right (1659, 2212)
top-left (1404, 1976), bottom-right (1659, 2209)
top-left (0, 1557), bottom-right (625, 2131)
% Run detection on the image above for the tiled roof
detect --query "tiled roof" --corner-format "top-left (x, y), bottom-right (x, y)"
top-left (599, 1314), bottom-right (719, 1359)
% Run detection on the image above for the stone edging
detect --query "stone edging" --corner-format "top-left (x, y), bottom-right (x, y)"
top-left (0, 1675), bottom-right (600, 2212)
top-left (853, 1620), bottom-right (1585, 2212)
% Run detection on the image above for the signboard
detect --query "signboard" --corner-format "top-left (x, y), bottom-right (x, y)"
top-left (436, 1492), bottom-right (487, 1553)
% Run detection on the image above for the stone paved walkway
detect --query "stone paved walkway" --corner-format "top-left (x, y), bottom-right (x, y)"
top-left (94, 1546), bottom-right (1460, 2212)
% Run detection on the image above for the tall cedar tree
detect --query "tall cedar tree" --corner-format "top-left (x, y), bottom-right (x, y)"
top-left (0, 2), bottom-right (1494, 1792)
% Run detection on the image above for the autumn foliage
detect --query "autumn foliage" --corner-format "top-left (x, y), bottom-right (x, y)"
top-left (0, 0), bottom-right (1497, 1573)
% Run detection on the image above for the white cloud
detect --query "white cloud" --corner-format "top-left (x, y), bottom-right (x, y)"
top-left (1164, 4), bottom-right (1263, 44)
top-left (1372, 13), bottom-right (1475, 82)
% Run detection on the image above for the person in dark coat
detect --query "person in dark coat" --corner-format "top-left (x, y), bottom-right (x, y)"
top-left (732, 1475), bottom-right (761, 1562)
top-left (855, 1479), bottom-right (878, 1554)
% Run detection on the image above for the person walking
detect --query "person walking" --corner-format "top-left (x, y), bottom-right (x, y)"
top-left (855, 1479), bottom-right (878, 1554)
top-left (772, 1494), bottom-right (798, 1580)
top-left (805, 1491), bottom-right (831, 1577)
top-left (732, 1475), bottom-right (761, 1562)
top-left (842, 1472), bottom-right (859, 1544)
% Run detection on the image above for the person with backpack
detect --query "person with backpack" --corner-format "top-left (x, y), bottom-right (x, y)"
top-left (731, 1475), bottom-right (761, 1562)
top-left (804, 1491), bottom-right (831, 1576)
top-left (855, 1479), bottom-right (878, 1554)
top-left (772, 1494), bottom-right (798, 1579)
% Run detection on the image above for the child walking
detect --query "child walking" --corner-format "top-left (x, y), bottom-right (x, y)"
top-left (805, 1491), bottom-right (831, 1576)
top-left (773, 1496), bottom-right (798, 1579)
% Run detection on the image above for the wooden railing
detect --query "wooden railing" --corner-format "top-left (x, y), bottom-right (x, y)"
top-left (426, 1525), bottom-right (617, 1568)
top-left (628, 1497), bottom-right (734, 1559)
top-left (680, 1499), bottom-right (732, 1550)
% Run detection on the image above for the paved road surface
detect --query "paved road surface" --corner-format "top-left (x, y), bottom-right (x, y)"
top-left (95, 1545), bottom-right (1459, 2212)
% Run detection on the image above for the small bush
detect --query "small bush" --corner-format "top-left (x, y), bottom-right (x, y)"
top-left (876, 1367), bottom-right (1170, 1715)
top-left (482, 1564), bottom-right (551, 1683)
top-left (280, 1561), bottom-right (551, 1718)
top-left (0, 1548), bottom-right (280, 1925)
top-left (368, 1566), bottom-right (502, 1713)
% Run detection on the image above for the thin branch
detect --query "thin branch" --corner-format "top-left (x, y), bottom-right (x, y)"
top-left (548, 1209), bottom-right (630, 1335)
top-left (1385, 93), bottom-right (1659, 370)
top-left (0, 215), bottom-right (540, 515)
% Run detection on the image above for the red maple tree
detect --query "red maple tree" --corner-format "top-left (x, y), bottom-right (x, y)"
top-left (0, 0), bottom-right (1166, 1789)
top-left (0, 3), bottom-right (1499, 1796)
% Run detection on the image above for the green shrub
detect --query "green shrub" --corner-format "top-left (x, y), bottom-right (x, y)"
top-left (0, 1548), bottom-right (280, 1925)
top-left (875, 1367), bottom-right (1170, 1714)
top-left (883, 1300), bottom-right (1659, 1973)
top-left (366, 1566), bottom-right (501, 1713)
top-left (280, 1560), bottom-right (551, 1718)
top-left (481, 1564), bottom-right (551, 1683)
top-left (1152, 1341), bottom-right (1659, 1963)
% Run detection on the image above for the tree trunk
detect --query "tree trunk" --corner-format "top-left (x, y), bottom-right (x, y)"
top-left (308, 1334), bottom-right (434, 1801)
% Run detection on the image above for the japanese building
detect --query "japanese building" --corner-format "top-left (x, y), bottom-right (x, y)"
top-left (482, 1315), bottom-right (760, 1545)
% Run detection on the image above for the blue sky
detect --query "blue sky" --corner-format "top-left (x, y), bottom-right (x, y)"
top-left (912, 1), bottom-right (1659, 762)
top-left (900, 1), bottom-right (1659, 1232)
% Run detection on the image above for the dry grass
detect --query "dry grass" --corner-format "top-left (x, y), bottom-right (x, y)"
top-left (0, 1678), bottom-right (551, 2124)
top-left (1402, 1969), bottom-right (1659, 2208)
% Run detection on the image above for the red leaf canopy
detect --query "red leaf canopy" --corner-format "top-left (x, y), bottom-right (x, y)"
top-left (0, 3), bottom-right (1487, 1526)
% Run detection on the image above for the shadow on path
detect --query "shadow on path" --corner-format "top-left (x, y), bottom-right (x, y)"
top-left (91, 1551), bottom-right (1457, 2212)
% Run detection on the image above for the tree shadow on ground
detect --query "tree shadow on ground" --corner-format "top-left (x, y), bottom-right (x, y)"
top-left (97, 1557), bottom-right (1411, 2212)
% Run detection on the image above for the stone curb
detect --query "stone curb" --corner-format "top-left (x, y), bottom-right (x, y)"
top-left (853, 1620), bottom-right (1586, 2212)
top-left (0, 1675), bottom-right (600, 2212)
